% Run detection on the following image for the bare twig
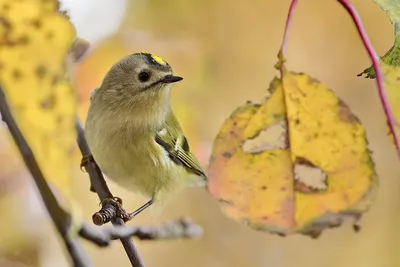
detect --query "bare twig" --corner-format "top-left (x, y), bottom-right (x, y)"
top-left (0, 87), bottom-right (93, 267)
top-left (337, 0), bottom-right (400, 159)
top-left (76, 118), bottom-right (145, 267)
top-left (80, 218), bottom-right (202, 246)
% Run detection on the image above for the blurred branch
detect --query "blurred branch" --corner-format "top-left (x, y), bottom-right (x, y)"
top-left (337, 0), bottom-right (400, 159)
top-left (80, 218), bottom-right (203, 245)
top-left (0, 86), bottom-right (93, 267)
top-left (0, 83), bottom-right (201, 267)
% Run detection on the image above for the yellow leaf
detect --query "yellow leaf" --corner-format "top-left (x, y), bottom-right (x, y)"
top-left (0, 0), bottom-right (77, 211)
top-left (380, 63), bottom-right (400, 141)
top-left (207, 73), bottom-right (378, 237)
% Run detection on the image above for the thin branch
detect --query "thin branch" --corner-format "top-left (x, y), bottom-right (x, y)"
top-left (0, 87), bottom-right (92, 267)
top-left (75, 118), bottom-right (145, 267)
top-left (337, 0), bottom-right (400, 159)
top-left (79, 218), bottom-right (203, 246)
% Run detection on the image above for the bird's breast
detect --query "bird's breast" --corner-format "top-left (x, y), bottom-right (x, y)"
top-left (85, 117), bottom-right (180, 197)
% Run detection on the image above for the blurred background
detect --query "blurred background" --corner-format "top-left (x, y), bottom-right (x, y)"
top-left (1, 0), bottom-right (400, 266)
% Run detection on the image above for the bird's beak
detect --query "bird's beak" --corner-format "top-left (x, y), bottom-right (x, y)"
top-left (160, 74), bottom-right (183, 84)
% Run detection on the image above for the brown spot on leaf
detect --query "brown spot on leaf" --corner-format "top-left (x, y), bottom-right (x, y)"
top-left (18, 35), bottom-right (29, 45)
top-left (46, 31), bottom-right (54, 40)
top-left (12, 69), bottom-right (23, 80)
top-left (308, 76), bottom-right (321, 85)
top-left (56, 115), bottom-right (64, 125)
top-left (40, 94), bottom-right (56, 109)
top-left (222, 152), bottom-right (232, 159)
top-left (294, 180), bottom-right (320, 194)
top-left (31, 19), bottom-right (42, 29)
top-left (260, 186), bottom-right (267, 190)
top-left (35, 65), bottom-right (47, 79)
top-left (51, 74), bottom-right (62, 85)
top-left (294, 157), bottom-right (313, 166)
top-left (1, 4), bottom-right (10, 11)
top-left (338, 99), bottom-right (360, 123)
top-left (0, 16), bottom-right (10, 29)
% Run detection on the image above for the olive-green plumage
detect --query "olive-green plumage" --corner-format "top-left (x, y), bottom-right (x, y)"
top-left (84, 53), bottom-right (206, 210)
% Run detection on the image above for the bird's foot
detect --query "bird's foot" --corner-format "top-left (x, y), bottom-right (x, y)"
top-left (80, 154), bottom-right (96, 192)
top-left (92, 198), bottom-right (154, 225)
top-left (93, 197), bottom-right (131, 225)
top-left (80, 154), bottom-right (94, 173)
top-left (101, 197), bottom-right (133, 222)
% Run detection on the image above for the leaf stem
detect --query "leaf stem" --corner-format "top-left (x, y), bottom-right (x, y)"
top-left (280, 0), bottom-right (299, 59)
top-left (337, 0), bottom-right (400, 158)
top-left (76, 119), bottom-right (145, 267)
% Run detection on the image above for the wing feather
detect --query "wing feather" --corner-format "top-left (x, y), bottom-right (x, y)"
top-left (155, 111), bottom-right (206, 179)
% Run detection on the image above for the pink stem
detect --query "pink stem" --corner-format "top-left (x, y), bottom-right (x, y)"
top-left (338, 0), bottom-right (400, 159)
top-left (280, 0), bottom-right (299, 58)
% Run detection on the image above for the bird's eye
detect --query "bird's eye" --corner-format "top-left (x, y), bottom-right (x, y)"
top-left (138, 71), bottom-right (150, 82)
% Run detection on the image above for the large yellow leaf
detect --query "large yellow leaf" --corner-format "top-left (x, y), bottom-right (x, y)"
top-left (0, 0), bottom-right (76, 210)
top-left (207, 72), bottom-right (378, 237)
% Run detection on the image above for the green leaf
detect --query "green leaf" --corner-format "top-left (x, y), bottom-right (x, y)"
top-left (358, 0), bottom-right (400, 79)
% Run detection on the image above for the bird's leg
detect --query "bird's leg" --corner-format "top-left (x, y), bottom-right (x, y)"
top-left (126, 199), bottom-right (154, 221)
top-left (95, 198), bottom-right (153, 224)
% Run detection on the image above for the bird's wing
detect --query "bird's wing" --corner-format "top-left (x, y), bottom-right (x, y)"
top-left (155, 111), bottom-right (207, 179)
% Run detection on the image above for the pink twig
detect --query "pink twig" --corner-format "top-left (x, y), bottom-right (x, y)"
top-left (338, 0), bottom-right (400, 159)
top-left (280, 0), bottom-right (299, 58)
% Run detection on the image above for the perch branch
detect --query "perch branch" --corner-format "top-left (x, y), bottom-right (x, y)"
top-left (76, 118), bottom-right (145, 267)
top-left (337, 0), bottom-right (400, 159)
top-left (0, 87), bottom-right (92, 267)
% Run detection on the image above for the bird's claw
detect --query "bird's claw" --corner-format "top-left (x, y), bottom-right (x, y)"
top-left (100, 196), bottom-right (123, 206)
top-left (80, 154), bottom-right (94, 172)
top-left (99, 197), bottom-right (133, 223)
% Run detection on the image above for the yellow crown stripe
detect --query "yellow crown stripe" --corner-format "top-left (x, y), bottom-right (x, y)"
top-left (138, 52), bottom-right (168, 66)
top-left (150, 54), bottom-right (167, 66)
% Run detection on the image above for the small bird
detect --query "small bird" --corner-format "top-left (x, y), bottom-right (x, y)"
top-left (83, 53), bottom-right (206, 219)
